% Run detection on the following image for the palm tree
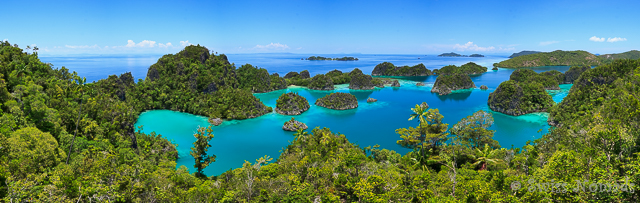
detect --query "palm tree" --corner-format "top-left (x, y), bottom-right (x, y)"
top-left (471, 144), bottom-right (502, 170)
top-left (408, 102), bottom-right (430, 124)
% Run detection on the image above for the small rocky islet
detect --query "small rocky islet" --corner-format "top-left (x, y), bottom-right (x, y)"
top-left (282, 117), bottom-right (308, 131)
top-left (315, 92), bottom-right (358, 110)
top-left (275, 92), bottom-right (310, 115)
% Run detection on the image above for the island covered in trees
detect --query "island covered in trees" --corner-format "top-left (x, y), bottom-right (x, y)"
top-left (434, 62), bottom-right (488, 75)
top-left (3, 40), bottom-right (640, 202)
top-left (495, 49), bottom-right (640, 68)
top-left (438, 52), bottom-right (484, 57)
top-left (275, 92), bottom-right (310, 115)
top-left (431, 74), bottom-right (476, 95)
top-left (305, 56), bottom-right (359, 61)
top-left (371, 62), bottom-right (432, 76)
top-left (315, 92), bottom-right (358, 110)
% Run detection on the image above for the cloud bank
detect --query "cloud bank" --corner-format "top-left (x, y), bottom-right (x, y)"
top-left (590, 36), bottom-right (627, 43)
top-left (253, 42), bottom-right (290, 51)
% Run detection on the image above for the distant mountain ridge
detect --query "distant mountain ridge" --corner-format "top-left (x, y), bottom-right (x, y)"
top-left (438, 52), bottom-right (484, 57)
top-left (509, 51), bottom-right (541, 58)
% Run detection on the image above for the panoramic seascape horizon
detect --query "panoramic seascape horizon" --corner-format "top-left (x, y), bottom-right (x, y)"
top-left (44, 53), bottom-right (572, 175)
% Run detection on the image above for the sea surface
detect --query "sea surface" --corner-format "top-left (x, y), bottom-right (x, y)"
top-left (45, 54), bottom-right (575, 176)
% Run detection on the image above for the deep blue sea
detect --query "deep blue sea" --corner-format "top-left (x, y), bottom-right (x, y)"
top-left (43, 54), bottom-right (574, 176)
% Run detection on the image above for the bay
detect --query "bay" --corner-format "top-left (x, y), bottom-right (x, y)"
top-left (43, 53), bottom-right (574, 176)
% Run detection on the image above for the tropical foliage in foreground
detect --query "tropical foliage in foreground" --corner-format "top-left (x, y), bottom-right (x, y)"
top-left (1, 41), bottom-right (640, 202)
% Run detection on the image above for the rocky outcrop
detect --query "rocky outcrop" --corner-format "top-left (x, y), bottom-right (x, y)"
top-left (147, 67), bottom-right (160, 81)
top-left (283, 117), bottom-right (308, 131)
top-left (492, 67), bottom-right (498, 71)
top-left (391, 80), bottom-right (400, 87)
top-left (308, 74), bottom-right (334, 90)
top-left (315, 93), bottom-right (358, 110)
top-left (480, 85), bottom-right (488, 90)
top-left (431, 74), bottom-right (476, 95)
top-left (349, 68), bottom-right (376, 90)
top-left (367, 97), bottom-right (377, 102)
top-left (275, 93), bottom-right (310, 115)
top-left (300, 70), bottom-right (310, 79)
top-left (284, 72), bottom-right (300, 79)
top-left (208, 118), bottom-right (223, 126)
top-left (372, 62), bottom-right (432, 76)
top-left (416, 82), bottom-right (426, 86)
top-left (563, 65), bottom-right (590, 84)
top-left (203, 82), bottom-right (218, 94)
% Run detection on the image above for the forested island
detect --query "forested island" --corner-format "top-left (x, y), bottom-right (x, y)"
top-left (3, 40), bottom-right (640, 202)
top-left (508, 50), bottom-right (541, 58)
top-left (435, 62), bottom-right (488, 75)
top-left (495, 50), bottom-right (601, 68)
top-left (599, 50), bottom-right (640, 63)
top-left (431, 74), bottom-right (476, 95)
top-left (371, 62), bottom-right (432, 76)
top-left (275, 92), bottom-right (310, 115)
top-left (438, 52), bottom-right (484, 57)
top-left (306, 56), bottom-right (359, 61)
top-left (315, 92), bottom-right (358, 110)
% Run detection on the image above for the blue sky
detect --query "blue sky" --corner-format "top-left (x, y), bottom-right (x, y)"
top-left (2, 0), bottom-right (638, 55)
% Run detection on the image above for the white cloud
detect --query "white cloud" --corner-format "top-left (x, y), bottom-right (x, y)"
top-left (159, 42), bottom-right (172, 48)
top-left (125, 40), bottom-right (157, 47)
top-left (453, 42), bottom-right (497, 52)
top-left (2, 39), bottom-right (7, 42)
top-left (607, 37), bottom-right (627, 42)
top-left (539, 41), bottom-right (560, 46)
top-left (253, 42), bottom-right (290, 51)
top-left (180, 40), bottom-right (192, 46)
top-left (589, 36), bottom-right (605, 42)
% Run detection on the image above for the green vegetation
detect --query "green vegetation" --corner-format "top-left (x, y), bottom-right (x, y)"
top-left (509, 50), bottom-right (541, 58)
top-left (307, 74), bottom-right (334, 90)
top-left (325, 69), bottom-right (351, 84)
top-left (315, 92), bottom-right (358, 110)
top-left (275, 92), bottom-right (310, 115)
top-left (437, 62), bottom-right (488, 75)
top-left (495, 50), bottom-right (601, 68)
top-left (237, 64), bottom-right (287, 93)
top-left (563, 65), bottom-right (590, 84)
top-left (509, 69), bottom-right (561, 90)
top-left (4, 38), bottom-right (640, 202)
top-left (431, 74), bottom-right (476, 95)
top-left (371, 62), bottom-right (432, 76)
top-left (488, 80), bottom-right (554, 116)
top-left (191, 126), bottom-right (216, 178)
top-left (599, 50), bottom-right (640, 63)
top-left (306, 56), bottom-right (359, 61)
top-left (469, 54), bottom-right (484, 57)
top-left (349, 68), bottom-right (379, 90)
top-left (548, 59), bottom-right (640, 129)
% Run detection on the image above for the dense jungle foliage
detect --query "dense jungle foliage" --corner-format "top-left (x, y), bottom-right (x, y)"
top-left (599, 50), bottom-right (640, 64)
top-left (437, 62), bottom-right (488, 75)
top-left (495, 50), bottom-right (602, 68)
top-left (371, 62), bottom-right (432, 76)
top-left (314, 92), bottom-right (358, 110)
top-left (2, 40), bottom-right (640, 202)
top-left (508, 51), bottom-right (541, 58)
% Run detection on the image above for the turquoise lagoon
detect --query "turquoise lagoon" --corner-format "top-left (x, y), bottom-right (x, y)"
top-left (134, 61), bottom-right (576, 176)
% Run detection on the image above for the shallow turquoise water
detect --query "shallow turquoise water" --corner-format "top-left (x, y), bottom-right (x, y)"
top-left (134, 66), bottom-right (574, 176)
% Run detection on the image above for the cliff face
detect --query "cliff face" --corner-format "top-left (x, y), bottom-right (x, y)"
top-left (563, 65), bottom-right (590, 84)
top-left (371, 62), bottom-right (432, 76)
top-left (315, 92), bottom-right (358, 110)
top-left (275, 92), bottom-right (310, 115)
top-left (431, 74), bottom-right (476, 95)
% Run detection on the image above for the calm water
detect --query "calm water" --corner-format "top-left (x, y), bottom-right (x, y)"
top-left (44, 54), bottom-right (574, 176)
